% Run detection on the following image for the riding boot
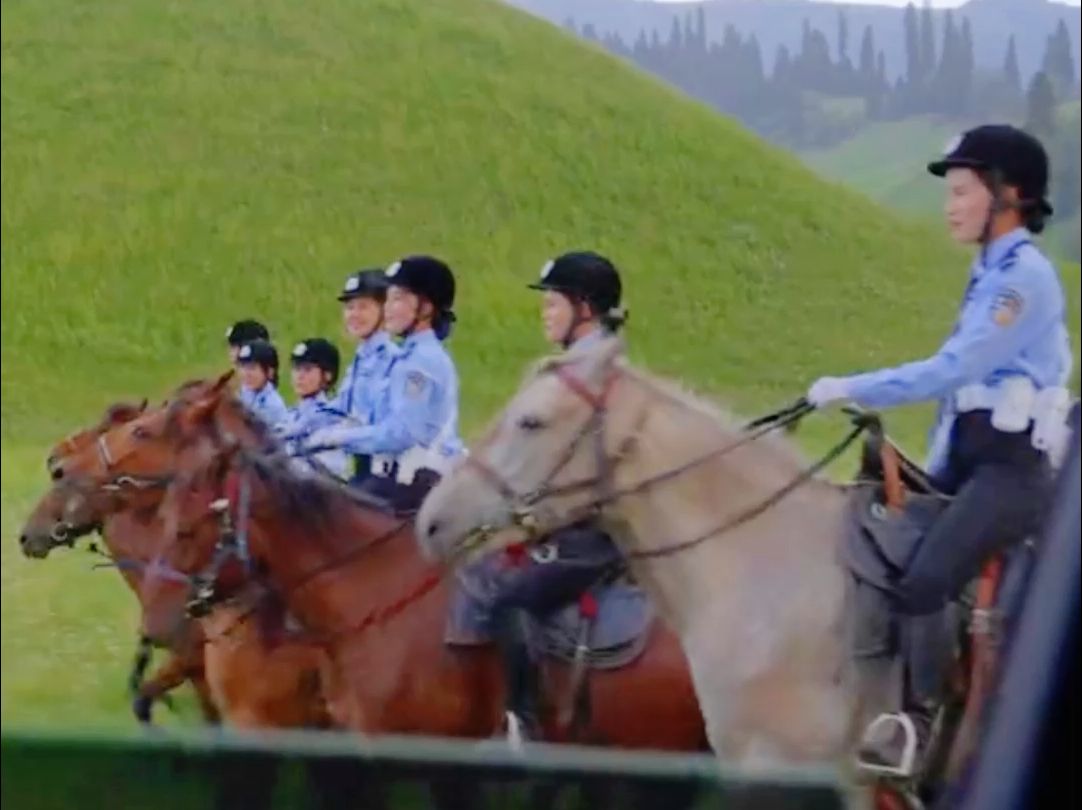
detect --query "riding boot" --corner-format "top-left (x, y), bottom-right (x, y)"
top-left (493, 608), bottom-right (541, 743)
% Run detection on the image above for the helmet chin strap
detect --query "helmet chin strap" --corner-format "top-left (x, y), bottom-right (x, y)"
top-left (396, 298), bottom-right (433, 340)
top-left (979, 169), bottom-right (1007, 266)
top-left (358, 317), bottom-right (384, 342)
top-left (559, 297), bottom-right (594, 350)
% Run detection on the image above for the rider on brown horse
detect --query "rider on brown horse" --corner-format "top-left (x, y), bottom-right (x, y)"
top-left (807, 125), bottom-right (1072, 776)
top-left (303, 257), bottom-right (464, 512)
top-left (492, 251), bottom-right (630, 741)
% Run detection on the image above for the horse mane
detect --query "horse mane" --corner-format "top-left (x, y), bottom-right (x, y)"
top-left (616, 360), bottom-right (813, 471)
top-left (163, 388), bottom-right (279, 452)
top-left (524, 339), bottom-right (811, 471)
top-left (241, 451), bottom-right (392, 539)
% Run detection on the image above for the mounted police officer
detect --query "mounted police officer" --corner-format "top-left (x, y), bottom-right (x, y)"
top-left (322, 269), bottom-right (398, 483)
top-left (225, 319), bottom-right (270, 364)
top-left (807, 124), bottom-right (1072, 775)
top-left (304, 256), bottom-right (464, 511)
top-left (277, 338), bottom-right (350, 478)
top-left (493, 251), bottom-right (629, 742)
top-left (236, 339), bottom-right (290, 427)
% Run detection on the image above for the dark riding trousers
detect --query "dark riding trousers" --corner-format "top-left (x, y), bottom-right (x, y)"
top-left (894, 410), bottom-right (1051, 617)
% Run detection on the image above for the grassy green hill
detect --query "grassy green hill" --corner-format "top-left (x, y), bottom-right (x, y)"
top-left (802, 117), bottom-right (960, 218)
top-left (1, 0), bottom-right (1078, 730)
top-left (803, 111), bottom-right (1082, 264)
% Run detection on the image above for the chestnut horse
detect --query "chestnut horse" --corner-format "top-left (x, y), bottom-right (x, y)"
top-left (19, 400), bottom-right (217, 722)
top-left (64, 378), bottom-right (707, 755)
top-left (25, 377), bottom-right (330, 729)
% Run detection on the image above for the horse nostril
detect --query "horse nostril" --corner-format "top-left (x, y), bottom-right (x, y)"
top-left (426, 521), bottom-right (440, 538)
top-left (19, 533), bottom-right (28, 549)
top-left (51, 466), bottom-right (64, 481)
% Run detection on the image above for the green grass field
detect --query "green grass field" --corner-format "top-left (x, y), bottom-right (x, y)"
top-left (2, 0), bottom-right (1079, 731)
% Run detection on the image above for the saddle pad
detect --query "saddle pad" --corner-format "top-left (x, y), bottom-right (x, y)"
top-left (444, 557), bottom-right (654, 671)
top-left (839, 486), bottom-right (948, 591)
top-left (525, 584), bottom-right (655, 670)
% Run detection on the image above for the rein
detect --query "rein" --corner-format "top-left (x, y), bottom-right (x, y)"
top-left (625, 413), bottom-right (871, 561)
top-left (183, 453), bottom-right (429, 644)
top-left (462, 354), bottom-right (873, 563)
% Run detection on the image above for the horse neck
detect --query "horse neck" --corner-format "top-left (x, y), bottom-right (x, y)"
top-left (246, 477), bottom-right (429, 631)
top-left (103, 505), bottom-right (162, 563)
top-left (607, 380), bottom-right (848, 641)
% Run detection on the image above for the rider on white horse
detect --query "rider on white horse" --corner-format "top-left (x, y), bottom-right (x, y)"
top-left (492, 251), bottom-right (630, 741)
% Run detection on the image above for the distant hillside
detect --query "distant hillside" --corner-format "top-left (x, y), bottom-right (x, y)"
top-left (803, 105), bottom-right (1082, 262)
top-left (510, 0), bottom-right (1081, 82)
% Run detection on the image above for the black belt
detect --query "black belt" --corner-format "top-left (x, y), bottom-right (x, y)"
top-left (945, 410), bottom-right (1046, 486)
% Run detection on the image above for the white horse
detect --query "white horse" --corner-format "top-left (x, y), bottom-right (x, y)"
top-left (418, 336), bottom-right (870, 768)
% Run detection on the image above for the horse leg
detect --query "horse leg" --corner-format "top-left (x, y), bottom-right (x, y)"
top-left (190, 673), bottom-right (222, 724)
top-left (133, 652), bottom-right (192, 724)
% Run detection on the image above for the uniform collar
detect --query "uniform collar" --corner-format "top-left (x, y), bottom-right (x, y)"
top-left (401, 329), bottom-right (438, 352)
top-left (361, 330), bottom-right (392, 356)
top-left (981, 227), bottom-right (1029, 270)
top-left (299, 391), bottom-right (328, 405)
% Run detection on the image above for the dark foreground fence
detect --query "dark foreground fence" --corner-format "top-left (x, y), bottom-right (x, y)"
top-left (0, 729), bottom-right (846, 810)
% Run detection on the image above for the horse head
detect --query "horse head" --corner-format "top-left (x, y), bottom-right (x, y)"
top-left (20, 399), bottom-right (149, 558)
top-left (418, 335), bottom-right (642, 566)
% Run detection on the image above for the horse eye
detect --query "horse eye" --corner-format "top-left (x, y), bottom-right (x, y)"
top-left (517, 415), bottom-right (546, 432)
top-left (132, 426), bottom-right (150, 440)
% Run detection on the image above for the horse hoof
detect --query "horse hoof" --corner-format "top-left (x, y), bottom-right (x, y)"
top-left (132, 695), bottom-right (154, 724)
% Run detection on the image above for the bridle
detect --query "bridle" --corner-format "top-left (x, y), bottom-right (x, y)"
top-left (459, 355), bottom-right (873, 562)
top-left (176, 448), bottom-right (416, 631)
top-left (92, 431), bottom-right (175, 493)
top-left (464, 361), bottom-right (629, 545)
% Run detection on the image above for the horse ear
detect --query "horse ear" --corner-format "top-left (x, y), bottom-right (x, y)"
top-left (138, 398), bottom-right (149, 414)
top-left (182, 386), bottom-right (227, 428)
top-left (213, 369), bottom-right (235, 393)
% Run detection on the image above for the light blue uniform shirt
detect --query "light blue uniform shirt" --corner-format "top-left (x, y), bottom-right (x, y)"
top-left (238, 383), bottom-right (290, 428)
top-left (328, 331), bottom-right (398, 424)
top-left (842, 228), bottom-right (1071, 471)
top-left (322, 329), bottom-right (464, 461)
top-left (276, 391), bottom-right (350, 478)
top-left (276, 391), bottom-right (341, 442)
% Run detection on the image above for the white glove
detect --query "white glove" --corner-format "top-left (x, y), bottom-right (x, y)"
top-left (807, 377), bottom-right (852, 408)
top-left (302, 424), bottom-right (357, 453)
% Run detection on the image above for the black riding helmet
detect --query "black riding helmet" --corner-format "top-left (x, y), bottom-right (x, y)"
top-left (385, 255), bottom-right (457, 339)
top-left (529, 251), bottom-right (625, 326)
top-left (928, 125), bottom-right (1054, 220)
top-left (290, 338), bottom-right (341, 386)
top-left (337, 268), bottom-right (389, 302)
top-left (225, 319), bottom-right (270, 346)
top-left (236, 339), bottom-right (279, 382)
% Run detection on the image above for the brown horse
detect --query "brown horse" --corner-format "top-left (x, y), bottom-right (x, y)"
top-left (19, 399), bottom-right (218, 722)
top-left (27, 376), bottom-right (330, 729)
top-left (71, 378), bottom-right (707, 753)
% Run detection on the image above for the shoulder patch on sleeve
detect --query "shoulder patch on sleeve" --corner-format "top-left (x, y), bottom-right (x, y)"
top-left (403, 370), bottom-right (429, 400)
top-left (991, 288), bottom-right (1024, 327)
